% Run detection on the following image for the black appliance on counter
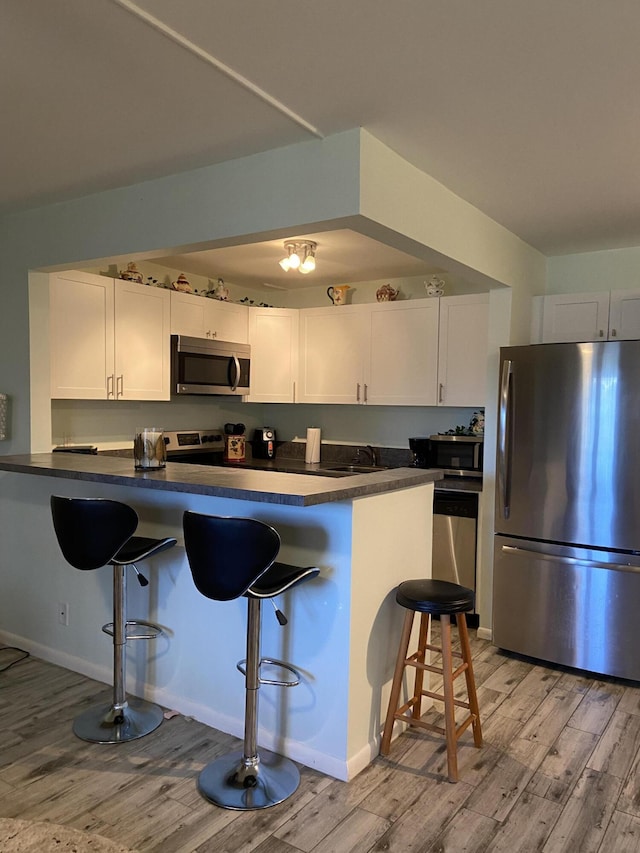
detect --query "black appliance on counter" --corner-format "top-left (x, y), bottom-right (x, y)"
top-left (252, 427), bottom-right (276, 460)
top-left (164, 429), bottom-right (224, 464)
top-left (409, 434), bottom-right (483, 478)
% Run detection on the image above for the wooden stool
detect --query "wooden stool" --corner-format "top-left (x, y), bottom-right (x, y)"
top-left (380, 579), bottom-right (482, 782)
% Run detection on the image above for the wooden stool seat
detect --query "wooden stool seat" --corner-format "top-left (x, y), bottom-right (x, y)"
top-left (380, 579), bottom-right (482, 782)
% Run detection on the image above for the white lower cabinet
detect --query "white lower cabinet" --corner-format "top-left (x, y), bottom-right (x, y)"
top-left (50, 271), bottom-right (171, 400)
top-left (437, 293), bottom-right (489, 407)
top-left (170, 290), bottom-right (248, 343)
top-left (246, 307), bottom-right (299, 403)
top-left (298, 299), bottom-right (439, 405)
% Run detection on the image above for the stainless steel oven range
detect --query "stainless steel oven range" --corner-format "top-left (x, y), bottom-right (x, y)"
top-left (164, 429), bottom-right (224, 465)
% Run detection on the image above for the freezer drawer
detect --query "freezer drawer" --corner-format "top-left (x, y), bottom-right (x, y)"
top-left (493, 536), bottom-right (640, 681)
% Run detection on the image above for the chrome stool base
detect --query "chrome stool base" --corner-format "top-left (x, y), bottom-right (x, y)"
top-left (198, 748), bottom-right (300, 811)
top-left (73, 697), bottom-right (164, 744)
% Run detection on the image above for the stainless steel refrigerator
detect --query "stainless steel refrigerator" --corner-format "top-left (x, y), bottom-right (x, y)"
top-left (494, 340), bottom-right (640, 681)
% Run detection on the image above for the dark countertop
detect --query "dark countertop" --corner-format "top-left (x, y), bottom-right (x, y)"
top-left (0, 453), bottom-right (443, 507)
top-left (434, 477), bottom-right (483, 494)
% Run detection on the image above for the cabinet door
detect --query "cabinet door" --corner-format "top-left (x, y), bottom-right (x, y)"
top-left (365, 300), bottom-right (439, 405)
top-left (298, 307), bottom-right (366, 403)
top-left (438, 294), bottom-right (489, 407)
top-left (50, 271), bottom-right (114, 399)
top-left (114, 281), bottom-right (171, 400)
top-left (170, 291), bottom-right (207, 337)
top-left (246, 308), bottom-right (299, 403)
top-left (608, 290), bottom-right (640, 340)
top-left (541, 292), bottom-right (610, 342)
top-left (204, 299), bottom-right (249, 343)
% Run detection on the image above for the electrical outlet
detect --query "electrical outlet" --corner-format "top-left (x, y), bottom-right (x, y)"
top-left (58, 601), bottom-right (69, 626)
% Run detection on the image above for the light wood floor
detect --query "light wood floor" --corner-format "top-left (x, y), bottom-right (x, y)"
top-left (2, 626), bottom-right (640, 853)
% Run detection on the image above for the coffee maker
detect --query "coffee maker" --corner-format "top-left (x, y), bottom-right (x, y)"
top-left (252, 427), bottom-right (276, 460)
top-left (408, 437), bottom-right (430, 468)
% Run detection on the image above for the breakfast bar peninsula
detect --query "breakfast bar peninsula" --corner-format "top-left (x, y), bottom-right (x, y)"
top-left (0, 453), bottom-right (438, 780)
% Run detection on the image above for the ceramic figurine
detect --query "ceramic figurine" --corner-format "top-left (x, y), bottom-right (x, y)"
top-left (213, 279), bottom-right (230, 300)
top-left (120, 262), bottom-right (143, 283)
top-left (376, 283), bottom-right (399, 302)
top-left (425, 275), bottom-right (445, 297)
top-left (172, 273), bottom-right (192, 293)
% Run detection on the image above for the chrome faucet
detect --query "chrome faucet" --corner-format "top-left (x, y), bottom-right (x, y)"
top-left (353, 445), bottom-right (378, 466)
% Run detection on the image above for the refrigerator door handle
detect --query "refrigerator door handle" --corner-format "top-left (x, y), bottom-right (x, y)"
top-left (497, 358), bottom-right (513, 519)
top-left (501, 544), bottom-right (640, 575)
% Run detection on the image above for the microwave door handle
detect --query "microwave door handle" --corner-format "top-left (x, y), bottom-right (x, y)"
top-left (497, 358), bottom-right (513, 519)
top-left (230, 355), bottom-right (240, 392)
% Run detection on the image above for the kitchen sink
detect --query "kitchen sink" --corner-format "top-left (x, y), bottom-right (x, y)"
top-left (323, 464), bottom-right (389, 474)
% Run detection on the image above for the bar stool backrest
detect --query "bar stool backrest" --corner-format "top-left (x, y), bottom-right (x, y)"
top-left (183, 512), bottom-right (280, 601)
top-left (51, 496), bottom-right (138, 571)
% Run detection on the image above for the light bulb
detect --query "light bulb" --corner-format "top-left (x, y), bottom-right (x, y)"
top-left (279, 257), bottom-right (291, 271)
top-left (300, 252), bottom-right (316, 273)
top-left (288, 250), bottom-right (301, 269)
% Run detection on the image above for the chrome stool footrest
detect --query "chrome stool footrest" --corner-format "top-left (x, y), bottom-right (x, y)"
top-left (236, 657), bottom-right (301, 687)
top-left (102, 619), bottom-right (164, 640)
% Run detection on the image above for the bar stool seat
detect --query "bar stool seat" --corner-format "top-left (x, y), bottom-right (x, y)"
top-left (183, 511), bottom-right (319, 811)
top-left (380, 578), bottom-right (482, 782)
top-left (50, 496), bottom-right (176, 743)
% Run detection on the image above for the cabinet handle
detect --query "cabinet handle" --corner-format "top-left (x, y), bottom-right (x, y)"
top-left (439, 383), bottom-right (444, 403)
top-left (211, 330), bottom-right (217, 338)
top-left (116, 375), bottom-right (124, 398)
top-left (599, 329), bottom-right (605, 337)
top-left (364, 383), bottom-right (368, 403)
top-left (292, 381), bottom-right (296, 403)
top-left (107, 374), bottom-right (114, 398)
top-left (611, 328), bottom-right (617, 337)
top-left (356, 383), bottom-right (361, 403)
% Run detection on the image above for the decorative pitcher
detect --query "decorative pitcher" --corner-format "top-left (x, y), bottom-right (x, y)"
top-left (327, 285), bottom-right (350, 305)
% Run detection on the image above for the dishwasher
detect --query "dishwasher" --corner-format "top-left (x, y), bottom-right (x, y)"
top-left (432, 490), bottom-right (478, 608)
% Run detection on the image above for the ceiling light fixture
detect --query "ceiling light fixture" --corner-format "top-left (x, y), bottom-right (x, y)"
top-left (279, 240), bottom-right (317, 275)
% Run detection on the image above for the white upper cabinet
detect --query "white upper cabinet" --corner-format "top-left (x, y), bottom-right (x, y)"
top-left (113, 280), bottom-right (171, 400)
top-left (539, 290), bottom-right (640, 343)
top-left (365, 300), bottom-right (439, 405)
top-left (298, 306), bottom-right (367, 404)
top-left (298, 299), bottom-right (440, 405)
top-left (50, 271), bottom-right (171, 400)
top-left (170, 291), bottom-right (248, 343)
top-left (437, 293), bottom-right (489, 407)
top-left (607, 290), bottom-right (640, 340)
top-left (541, 292), bottom-right (611, 342)
top-left (50, 271), bottom-right (114, 399)
top-left (246, 307), bottom-right (299, 403)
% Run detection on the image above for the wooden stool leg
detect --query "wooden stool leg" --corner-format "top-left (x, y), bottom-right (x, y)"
top-left (380, 609), bottom-right (414, 755)
top-left (457, 613), bottom-right (483, 748)
top-left (411, 613), bottom-right (429, 720)
top-left (440, 614), bottom-right (458, 783)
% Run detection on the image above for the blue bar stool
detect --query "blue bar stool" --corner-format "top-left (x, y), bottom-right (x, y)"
top-left (50, 496), bottom-right (176, 743)
top-left (380, 579), bottom-right (482, 782)
top-left (183, 511), bottom-right (319, 810)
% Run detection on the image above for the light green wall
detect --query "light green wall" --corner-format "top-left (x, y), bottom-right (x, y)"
top-left (0, 128), bottom-right (545, 458)
top-left (547, 246), bottom-right (640, 294)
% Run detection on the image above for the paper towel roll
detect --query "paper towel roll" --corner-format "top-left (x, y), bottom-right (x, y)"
top-left (305, 428), bottom-right (321, 464)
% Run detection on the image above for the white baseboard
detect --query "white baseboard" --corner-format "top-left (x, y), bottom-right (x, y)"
top-left (0, 628), bottom-right (352, 780)
top-left (476, 626), bottom-right (492, 641)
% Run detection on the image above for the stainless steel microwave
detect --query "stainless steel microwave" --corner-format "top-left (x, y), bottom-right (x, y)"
top-left (427, 434), bottom-right (483, 478)
top-left (171, 335), bottom-right (250, 396)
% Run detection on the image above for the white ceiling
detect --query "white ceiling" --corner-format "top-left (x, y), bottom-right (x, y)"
top-left (4, 0), bottom-right (640, 279)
